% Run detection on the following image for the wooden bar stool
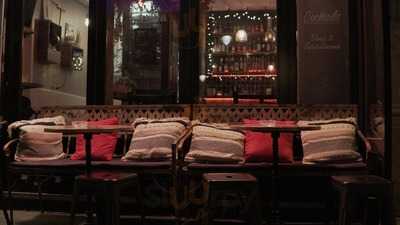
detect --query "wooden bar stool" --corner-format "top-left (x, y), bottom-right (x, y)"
top-left (331, 175), bottom-right (395, 225)
top-left (202, 173), bottom-right (262, 225)
top-left (70, 171), bottom-right (141, 225)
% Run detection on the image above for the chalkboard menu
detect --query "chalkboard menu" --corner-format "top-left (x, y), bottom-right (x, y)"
top-left (297, 0), bottom-right (350, 104)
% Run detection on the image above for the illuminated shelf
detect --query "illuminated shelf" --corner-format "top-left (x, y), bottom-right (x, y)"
top-left (211, 31), bottom-right (268, 36)
top-left (210, 74), bottom-right (277, 78)
top-left (212, 51), bottom-right (277, 56)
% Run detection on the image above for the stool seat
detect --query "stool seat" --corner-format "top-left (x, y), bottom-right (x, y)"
top-left (71, 171), bottom-right (141, 225)
top-left (76, 171), bottom-right (138, 183)
top-left (203, 173), bottom-right (257, 183)
top-left (202, 173), bottom-right (261, 225)
top-left (332, 175), bottom-right (391, 186)
top-left (331, 175), bottom-right (394, 225)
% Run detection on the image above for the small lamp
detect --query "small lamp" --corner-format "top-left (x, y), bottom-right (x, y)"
top-left (235, 29), bottom-right (248, 42)
top-left (221, 35), bottom-right (232, 46)
top-left (199, 74), bottom-right (207, 83)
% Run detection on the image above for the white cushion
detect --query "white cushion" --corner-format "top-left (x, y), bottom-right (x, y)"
top-left (9, 116), bottom-right (67, 161)
top-left (185, 122), bottom-right (245, 163)
top-left (122, 117), bottom-right (189, 161)
top-left (298, 118), bottom-right (362, 164)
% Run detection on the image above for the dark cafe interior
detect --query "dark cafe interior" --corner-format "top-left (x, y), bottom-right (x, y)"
top-left (0, 0), bottom-right (398, 225)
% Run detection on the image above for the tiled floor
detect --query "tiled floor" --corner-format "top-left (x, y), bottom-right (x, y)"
top-left (0, 211), bottom-right (85, 225)
top-left (1, 211), bottom-right (399, 225)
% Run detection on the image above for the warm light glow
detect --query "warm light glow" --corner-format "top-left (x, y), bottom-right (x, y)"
top-left (264, 32), bottom-right (274, 42)
top-left (221, 35), bottom-right (232, 46)
top-left (268, 64), bottom-right (275, 72)
top-left (84, 18), bottom-right (89, 27)
top-left (138, 0), bottom-right (145, 7)
top-left (235, 29), bottom-right (248, 42)
top-left (199, 74), bottom-right (207, 82)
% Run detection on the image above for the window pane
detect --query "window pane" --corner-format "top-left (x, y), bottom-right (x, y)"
top-left (23, 0), bottom-right (88, 111)
top-left (199, 0), bottom-right (277, 104)
top-left (113, 0), bottom-right (180, 104)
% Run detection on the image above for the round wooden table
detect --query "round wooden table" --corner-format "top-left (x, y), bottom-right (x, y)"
top-left (230, 122), bottom-right (321, 225)
top-left (44, 125), bottom-right (134, 175)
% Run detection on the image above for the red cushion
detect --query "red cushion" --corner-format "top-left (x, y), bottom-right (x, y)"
top-left (243, 119), bottom-right (294, 163)
top-left (71, 117), bottom-right (119, 161)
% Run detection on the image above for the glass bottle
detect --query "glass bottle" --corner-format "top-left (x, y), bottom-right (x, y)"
top-left (218, 57), bottom-right (224, 74)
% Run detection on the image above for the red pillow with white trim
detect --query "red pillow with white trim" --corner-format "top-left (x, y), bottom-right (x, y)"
top-left (243, 119), bottom-right (294, 163)
top-left (71, 117), bottom-right (119, 161)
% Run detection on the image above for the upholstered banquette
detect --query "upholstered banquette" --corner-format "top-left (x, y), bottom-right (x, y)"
top-left (5, 105), bottom-right (191, 173)
top-left (174, 104), bottom-right (371, 221)
top-left (177, 104), bottom-right (369, 176)
top-left (2, 105), bottom-right (191, 216)
top-left (1, 104), bottom-right (372, 220)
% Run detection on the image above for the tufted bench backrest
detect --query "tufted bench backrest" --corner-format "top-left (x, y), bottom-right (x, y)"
top-left (34, 104), bottom-right (358, 123)
top-left (34, 105), bottom-right (192, 124)
top-left (192, 104), bottom-right (358, 123)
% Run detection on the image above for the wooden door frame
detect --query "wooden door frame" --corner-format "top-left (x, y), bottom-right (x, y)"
top-left (1, 0), bottom-right (24, 122)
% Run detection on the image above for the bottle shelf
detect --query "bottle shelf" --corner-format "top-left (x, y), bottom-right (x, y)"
top-left (210, 74), bottom-right (277, 78)
top-left (212, 51), bottom-right (277, 56)
top-left (211, 31), bottom-right (268, 36)
top-left (205, 10), bottom-right (278, 99)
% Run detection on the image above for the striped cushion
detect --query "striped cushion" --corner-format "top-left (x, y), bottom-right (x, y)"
top-left (9, 116), bottom-right (67, 161)
top-left (122, 117), bottom-right (189, 161)
top-left (185, 123), bottom-right (245, 163)
top-left (298, 118), bottom-right (362, 164)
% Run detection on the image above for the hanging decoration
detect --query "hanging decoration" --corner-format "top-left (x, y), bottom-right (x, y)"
top-left (235, 29), bottom-right (248, 42)
top-left (131, 0), bottom-right (159, 17)
top-left (221, 35), bottom-right (232, 46)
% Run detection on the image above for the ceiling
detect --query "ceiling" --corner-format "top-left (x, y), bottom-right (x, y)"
top-left (74, 0), bottom-right (276, 11)
top-left (75, 0), bottom-right (89, 7)
top-left (209, 0), bottom-right (276, 11)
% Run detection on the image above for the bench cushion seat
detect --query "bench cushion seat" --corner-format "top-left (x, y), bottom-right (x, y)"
top-left (9, 159), bottom-right (171, 173)
top-left (186, 161), bottom-right (367, 176)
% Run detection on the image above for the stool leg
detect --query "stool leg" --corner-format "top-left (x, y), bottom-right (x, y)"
top-left (202, 184), bottom-right (216, 225)
top-left (382, 186), bottom-right (395, 225)
top-left (86, 192), bottom-right (94, 224)
top-left (239, 186), bottom-right (260, 225)
top-left (137, 177), bottom-right (144, 225)
top-left (70, 180), bottom-right (80, 225)
top-left (95, 185), bottom-right (107, 225)
top-left (2, 209), bottom-right (11, 225)
top-left (7, 184), bottom-right (14, 225)
top-left (1, 185), bottom-right (11, 225)
top-left (338, 191), bottom-right (349, 225)
top-left (111, 185), bottom-right (120, 225)
top-left (363, 197), bottom-right (380, 225)
top-left (246, 186), bottom-right (262, 225)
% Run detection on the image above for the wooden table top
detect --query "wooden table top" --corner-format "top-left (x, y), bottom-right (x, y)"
top-left (229, 123), bottom-right (321, 132)
top-left (44, 125), bottom-right (134, 135)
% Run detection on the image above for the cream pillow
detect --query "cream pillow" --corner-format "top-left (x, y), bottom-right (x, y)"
top-left (185, 122), bottom-right (245, 163)
top-left (9, 116), bottom-right (67, 161)
top-left (298, 118), bottom-right (362, 164)
top-left (122, 117), bottom-right (190, 160)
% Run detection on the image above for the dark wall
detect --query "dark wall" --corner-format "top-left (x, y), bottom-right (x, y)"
top-left (297, 0), bottom-right (351, 104)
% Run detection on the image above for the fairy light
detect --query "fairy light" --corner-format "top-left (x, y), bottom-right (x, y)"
top-left (206, 11), bottom-right (278, 78)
